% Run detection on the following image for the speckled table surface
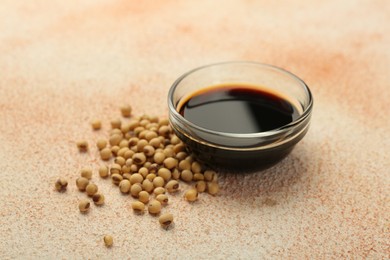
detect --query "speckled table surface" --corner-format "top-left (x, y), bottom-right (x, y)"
top-left (0, 0), bottom-right (389, 259)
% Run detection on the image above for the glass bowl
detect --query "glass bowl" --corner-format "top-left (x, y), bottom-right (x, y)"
top-left (168, 61), bottom-right (313, 172)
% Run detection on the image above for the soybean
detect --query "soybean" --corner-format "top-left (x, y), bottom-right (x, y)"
top-left (93, 193), bottom-right (105, 205)
top-left (159, 213), bottom-right (173, 228)
top-left (55, 177), bottom-right (68, 192)
top-left (156, 194), bottom-right (169, 205)
top-left (104, 235), bottom-right (113, 247)
top-left (86, 183), bottom-right (98, 196)
top-left (184, 189), bottom-right (198, 202)
top-left (165, 180), bottom-right (179, 193)
top-left (80, 167), bottom-right (92, 180)
top-left (99, 165), bottom-right (109, 178)
top-left (138, 191), bottom-right (150, 204)
top-left (148, 200), bottom-right (162, 214)
top-left (79, 199), bottom-right (90, 213)
top-left (76, 140), bottom-right (88, 152)
top-left (76, 177), bottom-right (89, 191)
top-left (131, 201), bottom-right (145, 213)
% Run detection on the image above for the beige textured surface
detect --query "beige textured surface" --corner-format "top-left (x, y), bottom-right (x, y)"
top-left (0, 0), bottom-right (389, 259)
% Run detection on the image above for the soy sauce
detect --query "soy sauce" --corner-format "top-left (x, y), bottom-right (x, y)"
top-left (178, 85), bottom-right (299, 133)
top-left (174, 84), bottom-right (305, 171)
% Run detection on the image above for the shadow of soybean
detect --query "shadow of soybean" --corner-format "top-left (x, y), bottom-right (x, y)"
top-left (217, 144), bottom-right (315, 205)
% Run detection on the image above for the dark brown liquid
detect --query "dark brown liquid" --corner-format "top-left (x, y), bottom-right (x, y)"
top-left (179, 86), bottom-right (299, 133)
top-left (174, 85), bottom-right (305, 171)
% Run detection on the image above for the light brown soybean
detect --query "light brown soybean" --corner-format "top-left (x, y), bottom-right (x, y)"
top-left (128, 137), bottom-right (139, 147)
top-left (148, 163), bottom-right (159, 173)
top-left (165, 180), bottom-right (179, 193)
top-left (145, 131), bottom-right (158, 141)
top-left (185, 155), bottom-right (194, 164)
top-left (159, 213), bottom-right (173, 228)
top-left (128, 120), bottom-right (139, 130)
top-left (124, 150), bottom-right (135, 160)
top-left (139, 118), bottom-right (150, 127)
top-left (130, 164), bottom-right (138, 173)
top-left (111, 119), bottom-right (122, 129)
top-left (114, 156), bottom-right (126, 166)
top-left (110, 164), bottom-right (122, 175)
top-left (138, 191), bottom-right (150, 204)
top-left (172, 169), bottom-right (180, 180)
top-left (170, 135), bottom-right (180, 145)
top-left (76, 177), bottom-right (89, 191)
top-left (163, 157), bottom-right (178, 169)
top-left (120, 104), bottom-right (132, 117)
top-left (130, 183), bottom-right (143, 197)
top-left (123, 173), bottom-right (132, 180)
top-left (184, 189), bottom-right (198, 202)
top-left (91, 119), bottom-right (102, 130)
top-left (193, 173), bottom-right (204, 181)
top-left (125, 132), bottom-right (132, 139)
top-left (149, 138), bottom-right (161, 148)
top-left (100, 148), bottom-right (112, 160)
top-left (104, 235), bottom-right (113, 247)
top-left (144, 162), bottom-right (152, 168)
top-left (111, 146), bottom-right (120, 156)
top-left (125, 158), bottom-right (133, 167)
top-left (98, 165), bottom-right (109, 178)
top-left (173, 143), bottom-right (185, 154)
top-left (79, 199), bottom-right (90, 213)
top-left (122, 165), bottom-right (131, 174)
top-left (158, 125), bottom-right (170, 137)
top-left (55, 177), bottom-right (68, 192)
top-left (119, 139), bottom-right (129, 149)
top-left (141, 179), bottom-right (154, 193)
top-left (96, 139), bottom-right (107, 150)
top-left (153, 176), bottom-right (165, 187)
top-left (111, 173), bottom-right (123, 185)
top-left (163, 148), bottom-right (174, 158)
top-left (155, 194), bottom-right (169, 205)
top-left (181, 170), bottom-right (193, 182)
top-left (204, 170), bottom-right (216, 182)
top-left (110, 128), bottom-right (122, 136)
top-left (153, 187), bottom-right (166, 196)
top-left (109, 134), bottom-right (122, 146)
top-left (159, 118), bottom-right (169, 126)
top-left (149, 115), bottom-right (159, 123)
top-left (153, 152), bottom-right (166, 164)
top-left (132, 153), bottom-right (146, 165)
top-left (117, 147), bottom-right (129, 157)
top-left (146, 173), bottom-right (156, 181)
top-left (136, 139), bottom-right (148, 151)
top-left (138, 130), bottom-right (148, 139)
top-left (131, 201), bottom-right (145, 213)
top-left (207, 182), bottom-right (219, 195)
top-left (143, 145), bottom-right (155, 157)
top-left (191, 162), bottom-right (202, 173)
top-left (119, 179), bottom-right (131, 193)
top-left (92, 193), bottom-right (105, 205)
top-left (121, 123), bottom-right (130, 134)
top-left (178, 160), bottom-right (191, 171)
top-left (80, 167), bottom-right (92, 179)
top-left (195, 181), bottom-right (206, 193)
top-left (148, 200), bottom-right (162, 214)
top-left (146, 123), bottom-right (157, 131)
top-left (157, 168), bottom-right (171, 181)
top-left (130, 173), bottom-right (143, 184)
top-left (86, 183), bottom-right (98, 196)
top-left (175, 151), bottom-right (188, 161)
top-left (138, 167), bottom-right (149, 178)
top-left (76, 140), bottom-right (88, 152)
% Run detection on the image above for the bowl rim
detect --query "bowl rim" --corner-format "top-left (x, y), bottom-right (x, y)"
top-left (168, 61), bottom-right (313, 139)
